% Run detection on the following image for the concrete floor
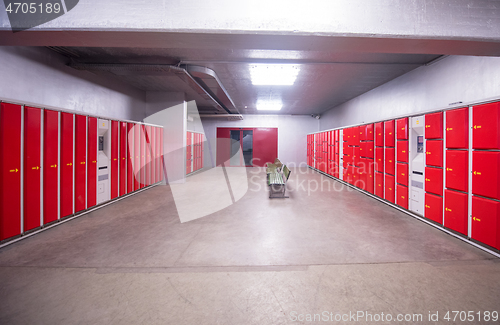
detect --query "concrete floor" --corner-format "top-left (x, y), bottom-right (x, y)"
top-left (0, 167), bottom-right (499, 324)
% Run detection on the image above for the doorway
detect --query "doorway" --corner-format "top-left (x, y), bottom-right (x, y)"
top-left (230, 129), bottom-right (253, 166)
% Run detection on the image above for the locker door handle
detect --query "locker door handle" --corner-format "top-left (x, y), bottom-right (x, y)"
top-left (92, 161), bottom-right (96, 164)
top-left (31, 166), bottom-right (40, 170)
top-left (81, 162), bottom-right (86, 165)
top-left (9, 168), bottom-right (19, 173)
top-left (67, 163), bottom-right (72, 166)
top-left (50, 164), bottom-right (57, 168)
top-left (473, 125), bottom-right (482, 129)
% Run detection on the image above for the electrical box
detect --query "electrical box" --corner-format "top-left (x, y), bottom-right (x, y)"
top-left (375, 122), bottom-right (384, 147)
top-left (385, 174), bottom-right (395, 203)
top-left (445, 150), bottom-right (468, 192)
top-left (425, 140), bottom-right (443, 167)
top-left (384, 120), bottom-right (395, 147)
top-left (397, 140), bottom-right (408, 163)
top-left (397, 163), bottom-right (409, 186)
top-left (472, 151), bottom-right (500, 200)
top-left (425, 112), bottom-right (443, 139)
top-left (446, 107), bottom-right (469, 149)
top-left (471, 196), bottom-right (500, 250)
top-left (425, 167), bottom-right (443, 196)
top-left (397, 117), bottom-right (408, 140)
top-left (397, 185), bottom-right (409, 209)
top-left (444, 189), bottom-right (468, 235)
top-left (472, 101), bottom-right (500, 150)
top-left (385, 147), bottom-right (395, 175)
top-left (425, 193), bottom-right (443, 224)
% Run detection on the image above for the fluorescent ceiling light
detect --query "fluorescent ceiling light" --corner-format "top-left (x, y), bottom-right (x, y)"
top-left (250, 64), bottom-right (300, 86)
top-left (256, 100), bottom-right (283, 111)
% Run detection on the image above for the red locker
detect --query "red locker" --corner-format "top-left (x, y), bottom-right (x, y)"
top-left (145, 125), bottom-right (151, 185)
top-left (23, 106), bottom-right (41, 231)
top-left (385, 174), bottom-right (395, 203)
top-left (365, 124), bottom-right (374, 141)
top-left (397, 163), bottom-right (408, 186)
top-left (353, 147), bottom-right (361, 166)
top-left (111, 120), bottom-right (119, 198)
top-left (375, 122), bottom-right (384, 146)
top-left (385, 147), bottom-right (395, 175)
top-left (384, 120), bottom-right (395, 147)
top-left (60, 112), bottom-right (74, 218)
top-left (397, 185), bottom-right (408, 209)
top-left (127, 123), bottom-right (135, 192)
top-left (0, 103), bottom-right (22, 240)
top-left (396, 117), bottom-right (408, 140)
top-left (159, 128), bottom-right (164, 182)
top-left (140, 125), bottom-right (146, 188)
top-left (150, 126), bottom-right (156, 183)
top-left (375, 147), bottom-right (384, 173)
top-left (425, 140), bottom-right (443, 167)
top-left (343, 128), bottom-right (351, 144)
top-left (396, 140), bottom-right (408, 163)
top-left (352, 126), bottom-right (360, 146)
top-left (444, 189), bottom-right (468, 235)
top-left (472, 101), bottom-right (500, 150)
top-left (365, 158), bottom-right (375, 194)
top-left (43, 110), bottom-right (59, 224)
top-left (359, 125), bottom-right (366, 142)
top-left (134, 124), bottom-right (140, 189)
top-left (472, 151), bottom-right (500, 200)
top-left (425, 193), bottom-right (443, 224)
top-left (375, 172), bottom-right (384, 197)
top-left (472, 196), bottom-right (500, 249)
top-left (334, 130), bottom-right (339, 143)
top-left (353, 167), bottom-right (361, 188)
top-left (446, 107), bottom-right (469, 149)
top-left (87, 117), bottom-right (97, 208)
top-left (445, 150), bottom-right (468, 192)
top-left (186, 131), bottom-right (192, 174)
top-left (362, 141), bottom-right (374, 158)
top-left (120, 122), bottom-right (127, 195)
top-left (425, 167), bottom-right (443, 196)
top-left (425, 112), bottom-right (443, 139)
top-left (74, 115), bottom-right (86, 212)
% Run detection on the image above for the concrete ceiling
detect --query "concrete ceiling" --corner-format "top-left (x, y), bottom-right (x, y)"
top-left (1, 0), bottom-right (500, 115)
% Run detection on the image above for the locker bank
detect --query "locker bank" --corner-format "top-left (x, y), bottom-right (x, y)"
top-left (1, 1), bottom-right (500, 324)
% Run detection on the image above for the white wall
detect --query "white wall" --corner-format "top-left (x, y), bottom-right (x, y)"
top-left (320, 55), bottom-right (500, 130)
top-left (201, 115), bottom-right (319, 167)
top-left (0, 46), bottom-right (146, 121)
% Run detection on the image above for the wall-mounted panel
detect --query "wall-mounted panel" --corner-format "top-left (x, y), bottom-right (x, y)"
top-left (446, 107), bottom-right (469, 149)
top-left (445, 150), bottom-right (468, 193)
top-left (43, 109), bottom-right (59, 224)
top-left (87, 117), bottom-right (97, 208)
top-left (23, 106), bottom-right (41, 231)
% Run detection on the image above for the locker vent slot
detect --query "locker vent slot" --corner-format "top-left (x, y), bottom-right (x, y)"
top-left (411, 180), bottom-right (423, 189)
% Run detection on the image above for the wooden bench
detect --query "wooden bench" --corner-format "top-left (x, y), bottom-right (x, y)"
top-left (268, 165), bottom-right (291, 198)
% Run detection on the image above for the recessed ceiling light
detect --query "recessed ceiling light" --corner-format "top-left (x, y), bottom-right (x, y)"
top-left (256, 100), bottom-right (282, 111)
top-left (245, 106), bottom-right (248, 108)
top-left (250, 64), bottom-right (300, 86)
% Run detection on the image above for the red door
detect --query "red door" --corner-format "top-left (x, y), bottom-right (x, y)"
top-left (127, 123), bottom-right (134, 192)
top-left (87, 117), bottom-right (97, 208)
top-left (111, 120), bottom-right (119, 198)
top-left (60, 112), bottom-right (74, 218)
top-left (120, 122), bottom-right (127, 195)
top-left (44, 110), bottom-right (59, 224)
top-left (375, 122), bottom-right (384, 146)
top-left (74, 115), bottom-right (87, 212)
top-left (24, 106), bottom-right (42, 231)
top-left (0, 103), bottom-right (22, 240)
top-left (425, 193), bottom-right (443, 224)
top-left (444, 189), bottom-right (468, 235)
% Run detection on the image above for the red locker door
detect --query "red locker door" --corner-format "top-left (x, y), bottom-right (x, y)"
top-left (425, 193), bottom-right (443, 224)
top-left (472, 101), bottom-right (500, 150)
top-left (472, 196), bottom-right (500, 249)
top-left (120, 122), bottom-right (127, 195)
top-left (150, 126), bottom-right (156, 183)
top-left (375, 147), bottom-right (384, 173)
top-left (397, 163), bottom-right (408, 186)
top-left (384, 120), bottom-right (395, 147)
top-left (397, 185), bottom-right (408, 209)
top-left (425, 167), bottom-right (443, 196)
top-left (145, 125), bottom-right (151, 185)
top-left (446, 107), bottom-right (469, 149)
top-left (111, 120), bottom-right (119, 198)
top-left (186, 131), bottom-right (192, 174)
top-left (444, 189), bottom-right (468, 235)
top-left (159, 128), bottom-right (164, 182)
top-left (87, 117), bottom-right (97, 208)
top-left (140, 125), bottom-right (146, 188)
top-left (44, 110), bottom-right (59, 224)
top-left (74, 115), bottom-right (86, 212)
top-left (425, 112), bottom-right (443, 139)
top-left (472, 151), bottom-right (500, 200)
top-left (385, 147), bottom-right (395, 175)
top-left (385, 174), bottom-right (395, 203)
top-left (127, 123), bottom-right (134, 192)
top-left (365, 158), bottom-right (374, 194)
top-left (366, 124), bottom-right (374, 141)
top-left (0, 103), bottom-right (22, 240)
top-left (24, 106), bottom-right (41, 231)
top-left (425, 140), bottom-right (443, 167)
top-left (359, 125), bottom-right (366, 142)
top-left (375, 122), bottom-right (384, 146)
top-left (353, 147), bottom-right (361, 166)
top-left (375, 172), bottom-right (384, 198)
top-left (363, 141), bottom-right (374, 158)
top-left (396, 140), bottom-right (408, 163)
top-left (445, 150), bottom-right (468, 192)
top-left (60, 112), bottom-right (74, 218)
top-left (396, 117), bottom-right (408, 140)
top-left (352, 126), bottom-right (360, 146)
top-left (134, 124), bottom-right (140, 189)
